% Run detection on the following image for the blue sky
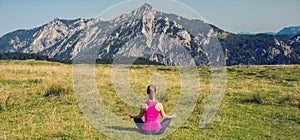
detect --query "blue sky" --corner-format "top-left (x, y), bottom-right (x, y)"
top-left (0, 0), bottom-right (299, 35)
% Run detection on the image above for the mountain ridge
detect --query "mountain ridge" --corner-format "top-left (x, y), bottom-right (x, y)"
top-left (0, 3), bottom-right (299, 66)
top-left (237, 25), bottom-right (300, 35)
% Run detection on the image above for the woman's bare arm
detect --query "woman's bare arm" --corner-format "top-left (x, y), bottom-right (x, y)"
top-left (157, 103), bottom-right (176, 119)
top-left (129, 104), bottom-right (146, 118)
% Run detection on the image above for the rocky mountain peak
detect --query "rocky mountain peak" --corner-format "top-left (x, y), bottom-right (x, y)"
top-left (136, 3), bottom-right (152, 12)
top-left (47, 17), bottom-right (64, 26)
top-left (130, 3), bottom-right (155, 20)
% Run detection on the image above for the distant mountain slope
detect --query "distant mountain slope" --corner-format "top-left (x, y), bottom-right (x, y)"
top-left (0, 3), bottom-right (299, 66)
top-left (237, 32), bottom-right (254, 35)
top-left (263, 32), bottom-right (276, 35)
top-left (220, 34), bottom-right (300, 65)
top-left (276, 25), bottom-right (300, 35)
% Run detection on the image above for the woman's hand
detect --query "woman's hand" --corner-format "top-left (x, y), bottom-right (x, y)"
top-left (168, 113), bottom-right (176, 118)
top-left (164, 113), bottom-right (177, 119)
top-left (129, 115), bottom-right (134, 118)
top-left (171, 113), bottom-right (177, 118)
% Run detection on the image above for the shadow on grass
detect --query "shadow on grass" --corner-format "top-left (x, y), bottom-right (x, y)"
top-left (105, 126), bottom-right (139, 132)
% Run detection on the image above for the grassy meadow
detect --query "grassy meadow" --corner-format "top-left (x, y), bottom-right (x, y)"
top-left (0, 60), bottom-right (299, 139)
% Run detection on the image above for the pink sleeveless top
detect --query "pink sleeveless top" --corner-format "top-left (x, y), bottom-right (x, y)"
top-left (142, 101), bottom-right (162, 130)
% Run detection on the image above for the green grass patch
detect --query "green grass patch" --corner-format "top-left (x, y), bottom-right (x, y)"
top-left (0, 60), bottom-right (299, 139)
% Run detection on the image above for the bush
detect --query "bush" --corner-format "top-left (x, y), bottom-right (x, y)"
top-left (44, 84), bottom-right (72, 97)
top-left (242, 93), bottom-right (265, 104)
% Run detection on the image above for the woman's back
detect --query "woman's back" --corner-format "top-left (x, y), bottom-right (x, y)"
top-left (142, 101), bottom-right (162, 130)
top-left (129, 84), bottom-right (176, 134)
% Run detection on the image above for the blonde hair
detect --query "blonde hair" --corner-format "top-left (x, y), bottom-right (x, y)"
top-left (147, 84), bottom-right (156, 97)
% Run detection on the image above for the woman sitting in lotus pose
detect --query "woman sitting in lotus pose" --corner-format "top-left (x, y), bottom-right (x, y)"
top-left (129, 84), bottom-right (176, 135)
